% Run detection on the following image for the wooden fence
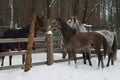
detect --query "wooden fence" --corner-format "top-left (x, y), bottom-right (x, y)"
top-left (0, 32), bottom-right (73, 70)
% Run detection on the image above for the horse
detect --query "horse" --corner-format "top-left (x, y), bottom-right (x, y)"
top-left (65, 17), bottom-right (92, 66)
top-left (49, 18), bottom-right (107, 68)
top-left (67, 17), bottom-right (117, 67)
top-left (0, 16), bottom-right (45, 66)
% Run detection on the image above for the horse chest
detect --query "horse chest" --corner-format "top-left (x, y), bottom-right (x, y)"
top-left (69, 36), bottom-right (90, 49)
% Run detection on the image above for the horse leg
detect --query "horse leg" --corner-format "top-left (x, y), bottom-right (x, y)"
top-left (103, 47), bottom-right (107, 59)
top-left (97, 53), bottom-right (101, 69)
top-left (62, 51), bottom-right (67, 58)
top-left (86, 47), bottom-right (92, 66)
top-left (22, 54), bottom-right (25, 64)
top-left (69, 51), bottom-right (74, 60)
top-left (100, 52), bottom-right (104, 68)
top-left (112, 34), bottom-right (117, 61)
top-left (103, 39), bottom-right (108, 59)
top-left (62, 40), bottom-right (67, 58)
top-left (106, 52), bottom-right (111, 67)
top-left (1, 56), bottom-right (5, 66)
top-left (67, 50), bottom-right (71, 65)
top-left (72, 50), bottom-right (77, 68)
top-left (105, 49), bottom-right (113, 66)
top-left (9, 56), bottom-right (12, 66)
top-left (98, 50), bottom-right (104, 68)
top-left (111, 51), bottom-right (114, 65)
top-left (97, 50), bottom-right (104, 68)
top-left (106, 49), bottom-right (115, 67)
top-left (82, 51), bottom-right (86, 64)
top-left (113, 51), bottom-right (117, 61)
top-left (86, 52), bottom-right (92, 66)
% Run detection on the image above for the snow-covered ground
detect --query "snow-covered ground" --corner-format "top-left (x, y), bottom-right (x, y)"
top-left (0, 50), bottom-right (120, 80)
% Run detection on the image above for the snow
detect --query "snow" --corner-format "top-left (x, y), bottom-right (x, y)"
top-left (0, 50), bottom-right (120, 80)
top-left (47, 30), bottom-right (53, 34)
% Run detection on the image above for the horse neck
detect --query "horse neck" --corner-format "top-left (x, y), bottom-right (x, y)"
top-left (80, 24), bottom-right (88, 32)
top-left (76, 21), bottom-right (88, 32)
top-left (60, 20), bottom-right (75, 41)
top-left (36, 16), bottom-right (45, 31)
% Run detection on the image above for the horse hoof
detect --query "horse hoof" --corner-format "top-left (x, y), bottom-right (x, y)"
top-left (102, 66), bottom-right (105, 68)
top-left (83, 62), bottom-right (86, 64)
top-left (21, 66), bottom-right (24, 69)
top-left (89, 64), bottom-right (92, 66)
top-left (62, 56), bottom-right (66, 59)
top-left (106, 65), bottom-right (109, 67)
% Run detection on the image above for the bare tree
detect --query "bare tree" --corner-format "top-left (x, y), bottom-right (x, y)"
top-left (9, 0), bottom-right (14, 29)
top-left (24, 0), bottom-right (39, 72)
top-left (71, 0), bottom-right (79, 17)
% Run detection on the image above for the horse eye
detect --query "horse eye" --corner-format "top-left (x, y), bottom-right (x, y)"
top-left (69, 21), bottom-right (71, 23)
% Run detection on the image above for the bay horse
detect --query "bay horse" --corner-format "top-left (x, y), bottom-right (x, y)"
top-left (49, 18), bottom-right (107, 68)
top-left (67, 17), bottom-right (117, 67)
top-left (0, 16), bottom-right (45, 66)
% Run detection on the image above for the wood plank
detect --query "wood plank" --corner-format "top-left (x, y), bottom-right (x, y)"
top-left (0, 55), bottom-right (97, 70)
top-left (0, 49), bottom-right (47, 57)
top-left (0, 37), bottom-right (46, 43)
top-left (0, 48), bottom-right (85, 57)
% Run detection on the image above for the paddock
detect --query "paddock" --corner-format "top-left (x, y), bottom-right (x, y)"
top-left (0, 30), bottom-right (92, 70)
top-left (0, 0), bottom-right (119, 75)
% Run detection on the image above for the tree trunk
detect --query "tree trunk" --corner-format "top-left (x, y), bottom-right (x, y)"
top-left (82, 0), bottom-right (88, 23)
top-left (71, 0), bottom-right (79, 17)
top-left (24, 0), bottom-right (39, 72)
top-left (9, 0), bottom-right (14, 29)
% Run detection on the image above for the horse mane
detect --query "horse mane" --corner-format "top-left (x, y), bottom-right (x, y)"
top-left (56, 17), bottom-right (76, 41)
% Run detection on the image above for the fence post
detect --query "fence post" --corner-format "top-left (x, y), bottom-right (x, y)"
top-left (47, 30), bottom-right (54, 65)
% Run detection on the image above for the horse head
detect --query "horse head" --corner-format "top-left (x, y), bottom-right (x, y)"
top-left (67, 17), bottom-right (87, 32)
top-left (67, 17), bottom-right (77, 29)
top-left (49, 18), bottom-right (62, 31)
top-left (36, 16), bottom-right (46, 33)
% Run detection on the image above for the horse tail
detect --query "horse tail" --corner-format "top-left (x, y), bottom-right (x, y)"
top-left (112, 34), bottom-right (117, 61)
top-left (102, 36), bottom-right (108, 59)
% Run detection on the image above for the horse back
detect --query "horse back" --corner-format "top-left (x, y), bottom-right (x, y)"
top-left (75, 32), bottom-right (105, 46)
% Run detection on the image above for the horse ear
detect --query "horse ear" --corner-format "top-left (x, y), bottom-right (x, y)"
top-left (40, 16), bottom-right (44, 20)
top-left (36, 16), bottom-right (44, 23)
top-left (36, 16), bottom-right (39, 21)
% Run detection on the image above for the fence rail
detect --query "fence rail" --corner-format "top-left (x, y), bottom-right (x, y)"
top-left (0, 32), bottom-right (98, 70)
top-left (0, 33), bottom-right (67, 70)
top-left (0, 37), bottom-right (45, 43)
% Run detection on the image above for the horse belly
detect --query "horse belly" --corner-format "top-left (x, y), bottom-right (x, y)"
top-left (72, 40), bottom-right (89, 50)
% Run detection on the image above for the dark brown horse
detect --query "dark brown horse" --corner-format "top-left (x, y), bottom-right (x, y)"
top-left (36, 16), bottom-right (46, 32)
top-left (49, 18), bottom-right (107, 68)
top-left (0, 16), bottom-right (46, 66)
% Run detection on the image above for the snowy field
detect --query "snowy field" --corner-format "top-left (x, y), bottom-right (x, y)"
top-left (0, 50), bottom-right (120, 80)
